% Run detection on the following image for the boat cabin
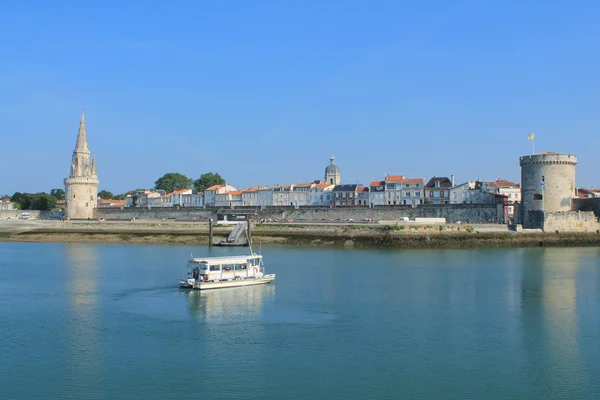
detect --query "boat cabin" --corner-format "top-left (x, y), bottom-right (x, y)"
top-left (187, 255), bottom-right (263, 282)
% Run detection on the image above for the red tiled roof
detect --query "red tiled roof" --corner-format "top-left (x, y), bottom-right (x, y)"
top-left (313, 183), bottom-right (333, 189)
top-left (488, 179), bottom-right (519, 189)
top-left (385, 175), bottom-right (405, 182)
top-left (205, 185), bottom-right (223, 191)
top-left (369, 181), bottom-right (384, 187)
top-left (357, 187), bottom-right (369, 192)
top-left (294, 183), bottom-right (313, 188)
top-left (228, 190), bottom-right (243, 196)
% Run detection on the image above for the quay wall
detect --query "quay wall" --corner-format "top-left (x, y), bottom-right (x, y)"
top-left (543, 211), bottom-right (599, 232)
top-left (93, 204), bottom-right (505, 224)
top-left (0, 210), bottom-right (58, 219)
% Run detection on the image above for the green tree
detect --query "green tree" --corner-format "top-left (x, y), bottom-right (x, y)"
top-left (31, 193), bottom-right (57, 210)
top-left (154, 173), bottom-right (192, 194)
top-left (50, 188), bottom-right (65, 200)
top-left (193, 172), bottom-right (225, 192)
top-left (11, 192), bottom-right (32, 209)
top-left (98, 190), bottom-right (115, 200)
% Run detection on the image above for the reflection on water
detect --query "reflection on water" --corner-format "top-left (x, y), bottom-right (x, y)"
top-left (520, 248), bottom-right (587, 397)
top-left (184, 284), bottom-right (275, 323)
top-left (64, 244), bottom-right (102, 395)
top-left (539, 248), bottom-right (587, 394)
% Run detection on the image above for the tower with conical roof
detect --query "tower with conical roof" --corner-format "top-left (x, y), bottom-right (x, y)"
top-left (324, 155), bottom-right (341, 185)
top-left (64, 111), bottom-right (99, 219)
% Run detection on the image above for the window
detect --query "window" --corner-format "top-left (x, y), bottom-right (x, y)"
top-left (533, 193), bottom-right (543, 200)
top-left (415, 191), bottom-right (420, 197)
top-left (210, 265), bottom-right (221, 272)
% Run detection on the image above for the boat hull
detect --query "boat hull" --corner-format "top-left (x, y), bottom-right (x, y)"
top-left (180, 274), bottom-right (276, 291)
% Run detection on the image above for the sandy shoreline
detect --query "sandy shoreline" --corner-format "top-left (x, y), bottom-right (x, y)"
top-left (1, 220), bottom-right (599, 248)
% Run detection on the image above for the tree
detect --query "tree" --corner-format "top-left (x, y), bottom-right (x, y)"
top-left (193, 172), bottom-right (225, 192)
top-left (50, 188), bottom-right (65, 200)
top-left (154, 173), bottom-right (192, 194)
top-left (98, 190), bottom-right (115, 200)
top-left (10, 192), bottom-right (57, 210)
top-left (31, 194), bottom-right (57, 211)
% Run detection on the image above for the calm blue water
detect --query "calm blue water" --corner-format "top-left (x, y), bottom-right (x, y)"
top-left (0, 243), bottom-right (599, 400)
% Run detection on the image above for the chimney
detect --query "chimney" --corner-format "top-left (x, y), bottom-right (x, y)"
top-left (451, 175), bottom-right (455, 187)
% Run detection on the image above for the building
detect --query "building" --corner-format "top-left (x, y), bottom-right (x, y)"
top-left (0, 200), bottom-right (13, 210)
top-left (98, 199), bottom-right (126, 208)
top-left (204, 184), bottom-right (237, 206)
top-left (181, 192), bottom-right (204, 207)
top-left (308, 183), bottom-right (334, 206)
top-left (272, 185), bottom-right (292, 206)
top-left (257, 187), bottom-right (274, 206)
top-left (520, 152), bottom-right (578, 229)
top-left (449, 181), bottom-right (475, 204)
top-left (368, 181), bottom-right (385, 207)
top-left (241, 187), bottom-right (260, 206)
top-left (64, 111), bottom-right (99, 219)
top-left (357, 187), bottom-right (370, 206)
top-left (170, 189), bottom-right (192, 206)
top-left (384, 175), bottom-right (425, 206)
top-left (290, 183), bottom-right (313, 206)
top-left (215, 190), bottom-right (243, 207)
top-left (333, 184), bottom-right (361, 207)
top-left (483, 179), bottom-right (521, 217)
top-left (424, 176), bottom-right (453, 204)
top-left (577, 188), bottom-right (600, 198)
top-left (324, 155), bottom-right (341, 186)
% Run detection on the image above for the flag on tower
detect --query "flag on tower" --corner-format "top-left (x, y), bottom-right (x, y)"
top-left (528, 133), bottom-right (534, 140)
top-left (541, 175), bottom-right (545, 190)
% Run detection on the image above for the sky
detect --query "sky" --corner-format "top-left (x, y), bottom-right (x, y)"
top-left (1, 0), bottom-right (599, 195)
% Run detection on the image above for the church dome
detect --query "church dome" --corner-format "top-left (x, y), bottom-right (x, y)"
top-left (325, 155), bottom-right (339, 175)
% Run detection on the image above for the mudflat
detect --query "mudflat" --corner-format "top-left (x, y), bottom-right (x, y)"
top-left (1, 219), bottom-right (599, 248)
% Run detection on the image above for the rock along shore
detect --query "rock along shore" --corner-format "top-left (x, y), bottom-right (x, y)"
top-left (1, 220), bottom-right (599, 248)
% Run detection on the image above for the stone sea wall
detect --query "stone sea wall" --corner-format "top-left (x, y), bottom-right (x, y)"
top-left (94, 204), bottom-right (505, 224)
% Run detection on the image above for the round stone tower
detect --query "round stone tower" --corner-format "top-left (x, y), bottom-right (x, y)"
top-left (324, 155), bottom-right (341, 186)
top-left (64, 111), bottom-right (99, 219)
top-left (519, 152), bottom-right (577, 229)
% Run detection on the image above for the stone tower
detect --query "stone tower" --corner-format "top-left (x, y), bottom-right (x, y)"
top-left (64, 111), bottom-right (99, 219)
top-left (324, 155), bottom-right (341, 185)
top-left (519, 152), bottom-right (577, 229)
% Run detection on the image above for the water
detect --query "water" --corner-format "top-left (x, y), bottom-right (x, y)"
top-left (1, 243), bottom-right (599, 400)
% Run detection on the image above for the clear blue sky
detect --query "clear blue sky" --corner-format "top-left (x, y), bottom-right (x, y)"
top-left (1, 0), bottom-right (599, 195)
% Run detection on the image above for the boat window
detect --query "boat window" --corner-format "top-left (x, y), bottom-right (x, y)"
top-left (210, 264), bottom-right (221, 272)
top-left (199, 263), bottom-right (208, 270)
top-left (223, 264), bottom-right (233, 272)
top-left (234, 263), bottom-right (247, 270)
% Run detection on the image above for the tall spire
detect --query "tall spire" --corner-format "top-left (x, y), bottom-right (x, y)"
top-left (75, 110), bottom-right (89, 153)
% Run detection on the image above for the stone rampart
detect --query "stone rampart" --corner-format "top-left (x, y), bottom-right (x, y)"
top-left (93, 204), bottom-right (504, 224)
top-left (543, 211), bottom-right (598, 232)
top-left (94, 207), bottom-right (216, 221)
top-left (572, 198), bottom-right (600, 218)
top-left (261, 204), bottom-right (503, 224)
top-left (0, 210), bottom-right (58, 219)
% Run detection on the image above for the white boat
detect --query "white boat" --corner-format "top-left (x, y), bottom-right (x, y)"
top-left (179, 253), bottom-right (276, 290)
